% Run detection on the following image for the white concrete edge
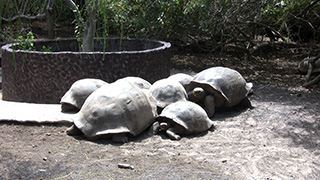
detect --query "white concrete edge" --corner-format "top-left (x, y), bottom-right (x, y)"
top-left (0, 99), bottom-right (74, 124)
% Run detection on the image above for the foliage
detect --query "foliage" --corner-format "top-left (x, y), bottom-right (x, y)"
top-left (89, 0), bottom-right (320, 49)
top-left (1, 0), bottom-right (320, 52)
top-left (54, 0), bottom-right (78, 21)
top-left (14, 31), bottom-right (51, 52)
top-left (14, 32), bottom-right (36, 51)
top-left (260, 0), bottom-right (320, 42)
top-left (41, 45), bottom-right (52, 52)
top-left (0, 0), bottom-right (74, 41)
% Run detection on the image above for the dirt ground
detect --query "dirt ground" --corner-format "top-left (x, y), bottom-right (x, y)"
top-left (0, 41), bottom-right (320, 179)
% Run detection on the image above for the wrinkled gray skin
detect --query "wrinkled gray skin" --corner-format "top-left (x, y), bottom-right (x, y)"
top-left (149, 78), bottom-right (188, 112)
top-left (298, 57), bottom-right (320, 74)
top-left (115, 76), bottom-right (151, 90)
top-left (66, 80), bottom-right (157, 143)
top-left (187, 67), bottom-right (253, 118)
top-left (60, 78), bottom-right (108, 112)
top-left (152, 101), bottom-right (214, 140)
top-left (167, 73), bottom-right (193, 90)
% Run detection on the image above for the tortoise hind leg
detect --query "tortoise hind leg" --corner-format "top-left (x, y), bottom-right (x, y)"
top-left (236, 97), bottom-right (254, 111)
top-left (204, 95), bottom-right (215, 118)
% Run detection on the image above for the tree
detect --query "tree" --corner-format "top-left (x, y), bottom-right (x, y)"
top-left (65, 0), bottom-right (97, 52)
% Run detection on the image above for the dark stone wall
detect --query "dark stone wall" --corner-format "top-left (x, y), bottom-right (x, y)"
top-left (1, 38), bottom-right (171, 103)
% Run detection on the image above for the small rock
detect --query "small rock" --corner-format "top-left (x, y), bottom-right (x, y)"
top-left (246, 117), bottom-right (257, 127)
top-left (118, 163), bottom-right (134, 170)
top-left (46, 133), bottom-right (51, 136)
top-left (43, 157), bottom-right (47, 161)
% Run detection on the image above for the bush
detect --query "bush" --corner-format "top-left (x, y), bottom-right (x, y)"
top-left (2, 0), bottom-right (320, 48)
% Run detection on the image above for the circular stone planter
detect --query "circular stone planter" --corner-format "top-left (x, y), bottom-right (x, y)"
top-left (1, 38), bottom-right (171, 104)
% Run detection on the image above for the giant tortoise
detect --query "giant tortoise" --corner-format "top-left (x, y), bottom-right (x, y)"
top-left (66, 80), bottom-right (157, 143)
top-left (152, 101), bottom-right (214, 140)
top-left (60, 78), bottom-right (108, 112)
top-left (187, 66), bottom-right (253, 118)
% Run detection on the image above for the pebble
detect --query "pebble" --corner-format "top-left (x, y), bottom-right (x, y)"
top-left (118, 163), bottom-right (134, 170)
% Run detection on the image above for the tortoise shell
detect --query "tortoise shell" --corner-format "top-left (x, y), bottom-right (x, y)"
top-left (60, 78), bottom-right (108, 112)
top-left (167, 73), bottom-right (193, 90)
top-left (115, 76), bottom-right (151, 89)
top-left (149, 78), bottom-right (188, 109)
top-left (188, 67), bottom-right (252, 107)
top-left (157, 101), bottom-right (214, 136)
top-left (73, 80), bottom-right (157, 138)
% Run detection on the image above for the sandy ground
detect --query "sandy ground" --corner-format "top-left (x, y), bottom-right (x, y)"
top-left (0, 49), bottom-right (320, 179)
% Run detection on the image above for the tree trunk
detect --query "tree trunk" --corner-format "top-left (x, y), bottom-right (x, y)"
top-left (65, 0), bottom-right (97, 52)
top-left (46, 0), bottom-right (55, 39)
top-left (82, 0), bottom-right (97, 52)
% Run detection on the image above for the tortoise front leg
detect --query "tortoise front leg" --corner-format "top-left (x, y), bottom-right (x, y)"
top-left (239, 97), bottom-right (253, 109)
top-left (204, 95), bottom-right (215, 118)
top-left (166, 127), bottom-right (181, 140)
top-left (66, 124), bottom-right (83, 135)
top-left (61, 103), bottom-right (79, 113)
top-left (112, 133), bottom-right (129, 143)
top-left (147, 121), bottom-right (160, 136)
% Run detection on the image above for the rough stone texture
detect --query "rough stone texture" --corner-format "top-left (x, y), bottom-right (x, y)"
top-left (1, 38), bottom-right (171, 103)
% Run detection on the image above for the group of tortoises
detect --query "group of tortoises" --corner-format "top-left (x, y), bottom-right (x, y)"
top-left (61, 66), bottom-right (253, 142)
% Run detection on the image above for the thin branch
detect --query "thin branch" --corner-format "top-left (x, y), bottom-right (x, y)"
top-left (22, 0), bottom-right (29, 15)
top-left (290, 13), bottom-right (316, 40)
top-left (226, 41), bottom-right (299, 57)
top-left (224, 44), bottom-right (251, 56)
top-left (227, 22), bottom-right (256, 46)
top-left (244, 21), bottom-right (287, 42)
top-left (298, 0), bottom-right (320, 17)
top-left (1, 13), bottom-right (46, 23)
top-left (65, 0), bottom-right (81, 18)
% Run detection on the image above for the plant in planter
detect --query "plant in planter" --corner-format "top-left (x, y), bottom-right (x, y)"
top-left (1, 0), bottom-right (171, 104)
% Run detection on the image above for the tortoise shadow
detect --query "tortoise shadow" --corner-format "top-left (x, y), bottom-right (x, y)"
top-left (69, 134), bottom-right (134, 146)
top-left (141, 126), bottom-right (215, 141)
top-left (68, 126), bottom-right (155, 146)
top-left (211, 103), bottom-right (254, 121)
top-left (0, 120), bottom-right (72, 127)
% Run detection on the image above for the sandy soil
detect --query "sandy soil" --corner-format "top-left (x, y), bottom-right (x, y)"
top-left (0, 45), bottom-right (320, 180)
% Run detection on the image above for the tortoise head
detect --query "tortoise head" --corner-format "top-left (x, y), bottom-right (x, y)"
top-left (159, 122), bottom-right (169, 131)
top-left (192, 87), bottom-right (206, 100)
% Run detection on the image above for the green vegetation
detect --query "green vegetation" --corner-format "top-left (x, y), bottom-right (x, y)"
top-left (15, 32), bottom-right (36, 51)
top-left (14, 31), bottom-right (51, 52)
top-left (1, 0), bottom-right (320, 52)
